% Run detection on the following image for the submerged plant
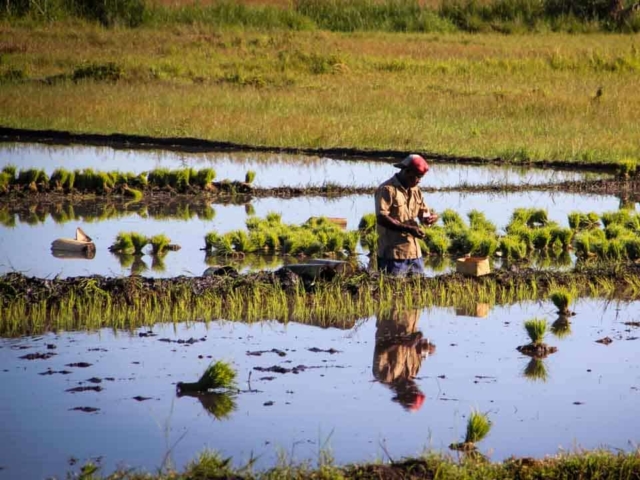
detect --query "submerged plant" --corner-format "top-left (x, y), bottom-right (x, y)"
top-left (177, 360), bottom-right (237, 394)
top-left (549, 288), bottom-right (574, 315)
top-left (524, 318), bottom-right (547, 345)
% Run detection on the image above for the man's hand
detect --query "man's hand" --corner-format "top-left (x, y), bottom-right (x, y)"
top-left (405, 224), bottom-right (426, 239)
top-left (423, 212), bottom-right (439, 226)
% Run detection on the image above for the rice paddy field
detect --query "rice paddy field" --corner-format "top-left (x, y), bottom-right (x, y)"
top-left (2, 2), bottom-right (640, 477)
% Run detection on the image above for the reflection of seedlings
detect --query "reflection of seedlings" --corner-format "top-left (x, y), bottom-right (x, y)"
top-left (151, 253), bottom-right (166, 272)
top-left (130, 232), bottom-right (148, 254)
top-left (245, 203), bottom-right (255, 216)
top-left (245, 170), bottom-right (256, 184)
top-left (123, 186), bottom-right (143, 201)
top-left (523, 357), bottom-right (548, 382)
top-left (113, 252), bottom-right (135, 268)
top-left (551, 316), bottom-right (572, 338)
top-left (177, 360), bottom-right (237, 394)
top-left (179, 391), bottom-right (237, 420)
top-left (549, 288), bottom-right (575, 315)
top-left (450, 410), bottom-right (492, 451)
top-left (517, 318), bottom-right (557, 357)
top-left (131, 256), bottom-right (148, 275)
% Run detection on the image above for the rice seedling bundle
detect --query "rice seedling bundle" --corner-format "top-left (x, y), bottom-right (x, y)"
top-left (524, 317), bottom-right (547, 345)
top-left (130, 232), bottom-right (149, 254)
top-left (111, 232), bottom-right (135, 254)
top-left (358, 213), bottom-right (377, 234)
top-left (549, 288), bottom-right (573, 314)
top-left (499, 235), bottom-right (526, 260)
top-left (423, 226), bottom-right (450, 256)
top-left (441, 209), bottom-right (466, 230)
top-left (523, 358), bottom-right (548, 382)
top-left (464, 410), bottom-right (492, 444)
top-left (150, 234), bottom-right (171, 254)
top-left (245, 170), bottom-right (256, 184)
top-left (468, 209), bottom-right (496, 233)
top-left (601, 210), bottom-right (632, 228)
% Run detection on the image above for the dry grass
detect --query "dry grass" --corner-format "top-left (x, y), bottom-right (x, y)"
top-left (1, 24), bottom-right (640, 164)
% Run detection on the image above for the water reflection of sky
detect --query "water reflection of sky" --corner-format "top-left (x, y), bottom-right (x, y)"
top-left (0, 143), bottom-right (607, 189)
top-left (0, 191), bottom-right (634, 278)
top-left (1, 299), bottom-right (639, 479)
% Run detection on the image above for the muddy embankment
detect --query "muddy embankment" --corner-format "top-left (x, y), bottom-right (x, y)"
top-left (2, 263), bottom-right (640, 337)
top-left (0, 126), bottom-right (630, 174)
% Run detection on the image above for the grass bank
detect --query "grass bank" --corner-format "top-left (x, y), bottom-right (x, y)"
top-left (67, 448), bottom-right (640, 479)
top-left (1, 24), bottom-right (640, 166)
top-left (1, 265), bottom-right (639, 336)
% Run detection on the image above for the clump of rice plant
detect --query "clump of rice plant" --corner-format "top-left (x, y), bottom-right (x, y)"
top-left (441, 209), bottom-right (466, 230)
top-left (423, 227), bottom-right (451, 256)
top-left (245, 170), bottom-right (256, 184)
top-left (549, 227), bottom-right (574, 250)
top-left (450, 410), bottom-right (491, 451)
top-left (195, 392), bottom-right (237, 421)
top-left (468, 210), bottom-right (496, 233)
top-left (499, 235), bottom-right (526, 260)
top-left (532, 227), bottom-right (552, 250)
top-left (123, 186), bottom-right (143, 200)
top-left (601, 210), bottom-right (632, 228)
top-left (193, 168), bottom-right (216, 188)
top-left (523, 358), bottom-right (548, 382)
top-left (568, 211), bottom-right (600, 230)
top-left (549, 288), bottom-right (574, 315)
top-left (358, 213), bottom-right (377, 234)
top-left (177, 360), bottom-right (237, 393)
top-left (110, 232), bottom-right (134, 254)
top-left (150, 234), bottom-right (171, 255)
top-left (524, 318), bottom-right (547, 345)
top-left (16, 168), bottom-right (48, 189)
top-left (130, 232), bottom-right (149, 254)
top-left (2, 165), bottom-right (16, 178)
top-left (0, 171), bottom-right (12, 192)
top-left (361, 231), bottom-right (378, 254)
top-left (615, 157), bottom-right (638, 178)
top-left (50, 168), bottom-right (74, 191)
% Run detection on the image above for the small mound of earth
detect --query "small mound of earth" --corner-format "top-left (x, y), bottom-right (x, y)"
top-left (516, 343), bottom-right (557, 357)
top-left (70, 407), bottom-right (99, 413)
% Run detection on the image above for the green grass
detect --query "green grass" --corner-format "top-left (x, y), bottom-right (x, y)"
top-left (2, 24), bottom-right (640, 167)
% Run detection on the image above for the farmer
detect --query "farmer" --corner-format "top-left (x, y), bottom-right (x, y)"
top-left (372, 308), bottom-right (436, 412)
top-left (375, 154), bottom-right (438, 275)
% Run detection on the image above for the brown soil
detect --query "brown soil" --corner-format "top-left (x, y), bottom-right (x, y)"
top-left (516, 343), bottom-right (558, 357)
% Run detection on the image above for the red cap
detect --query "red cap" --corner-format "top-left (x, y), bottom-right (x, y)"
top-left (394, 154), bottom-right (429, 175)
top-left (408, 392), bottom-right (426, 412)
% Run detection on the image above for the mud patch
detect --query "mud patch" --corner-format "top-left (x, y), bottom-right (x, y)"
top-left (86, 377), bottom-right (102, 383)
top-left (624, 322), bottom-right (640, 327)
top-left (247, 348), bottom-right (286, 357)
top-left (517, 344), bottom-right (557, 357)
top-left (70, 406), bottom-right (99, 413)
top-left (595, 337), bottom-right (613, 345)
top-left (132, 396), bottom-right (152, 402)
top-left (159, 337), bottom-right (206, 345)
top-left (20, 352), bottom-right (56, 360)
top-left (66, 362), bottom-right (93, 368)
top-left (308, 347), bottom-right (341, 354)
top-left (39, 369), bottom-right (72, 375)
top-left (66, 386), bottom-right (103, 393)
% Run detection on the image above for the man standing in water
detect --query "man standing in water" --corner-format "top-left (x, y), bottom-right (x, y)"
top-left (375, 154), bottom-right (438, 275)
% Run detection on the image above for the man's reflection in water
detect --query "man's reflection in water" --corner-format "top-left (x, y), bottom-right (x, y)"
top-left (372, 308), bottom-right (435, 412)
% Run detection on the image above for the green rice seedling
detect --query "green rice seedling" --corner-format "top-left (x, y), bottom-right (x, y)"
top-left (130, 232), bottom-right (149, 254)
top-left (465, 410), bottom-right (492, 444)
top-left (606, 238), bottom-right (626, 261)
top-left (50, 168), bottom-right (71, 190)
top-left (2, 165), bottom-right (16, 178)
top-left (245, 204), bottom-right (256, 216)
top-left (204, 232), bottom-right (219, 252)
top-left (625, 214), bottom-right (640, 233)
top-left (469, 232), bottom-right (498, 258)
top-left (16, 168), bottom-right (48, 188)
top-left (193, 168), bottom-right (216, 188)
top-left (245, 170), bottom-right (256, 184)
top-left (147, 168), bottom-right (171, 188)
top-left (615, 157), bottom-right (638, 178)
top-left (549, 288), bottom-right (574, 315)
top-left (110, 232), bottom-right (134, 254)
top-left (509, 224), bottom-right (534, 250)
top-left (551, 317), bottom-right (572, 339)
top-left (230, 230), bottom-right (255, 254)
top-left (573, 232), bottom-right (592, 258)
top-left (529, 209), bottom-right (549, 227)
top-left (177, 360), bottom-right (237, 393)
top-left (0, 172), bottom-right (12, 192)
top-left (499, 235), bottom-right (526, 260)
top-left (468, 210), bottom-right (496, 233)
top-left (266, 212), bottom-right (282, 225)
top-left (361, 231), bottom-right (378, 254)
top-left (532, 227), bottom-right (552, 250)
top-left (625, 238), bottom-right (640, 261)
top-left (601, 210), bottom-right (632, 228)
top-left (586, 212), bottom-right (601, 228)
top-left (508, 208), bottom-right (533, 228)
top-left (131, 256), bottom-right (148, 275)
top-left (418, 238), bottom-right (429, 256)
top-left (113, 252), bottom-right (135, 268)
top-left (151, 253), bottom-right (167, 272)
top-left (304, 241), bottom-right (325, 256)
top-left (0, 207), bottom-right (16, 227)
top-left (423, 226), bottom-right (450, 256)
top-left (447, 226), bottom-right (472, 254)
top-left (343, 231), bottom-right (359, 255)
top-left (123, 187), bottom-right (143, 200)
top-left (524, 317), bottom-right (547, 345)
top-left (214, 233), bottom-right (236, 256)
top-left (568, 212), bottom-right (583, 230)
top-left (441, 209), bottom-right (466, 231)
top-left (604, 224), bottom-right (629, 240)
top-left (96, 171), bottom-right (115, 193)
top-left (358, 213), bottom-right (377, 234)
top-left (150, 234), bottom-right (171, 255)
top-left (523, 358), bottom-right (548, 382)
top-left (264, 231), bottom-right (281, 253)
top-left (167, 168), bottom-right (192, 192)
top-left (326, 232), bottom-right (344, 254)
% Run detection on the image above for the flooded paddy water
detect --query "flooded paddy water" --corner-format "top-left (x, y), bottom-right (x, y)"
top-left (1, 142), bottom-right (639, 478)
top-left (1, 299), bottom-right (639, 479)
